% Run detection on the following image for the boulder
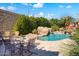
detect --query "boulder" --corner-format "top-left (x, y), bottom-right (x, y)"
top-left (24, 33), bottom-right (37, 42)
top-left (37, 27), bottom-right (49, 35)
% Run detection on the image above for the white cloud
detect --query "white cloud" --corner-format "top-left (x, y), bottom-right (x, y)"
top-left (34, 12), bottom-right (55, 19)
top-left (22, 3), bottom-right (32, 6)
top-left (0, 6), bottom-right (6, 10)
top-left (59, 5), bottom-right (72, 9)
top-left (22, 3), bottom-right (28, 6)
top-left (66, 5), bottom-right (72, 8)
top-left (34, 12), bottom-right (44, 17)
top-left (33, 3), bottom-right (44, 8)
top-left (7, 6), bottom-right (16, 10)
top-left (29, 14), bottom-right (33, 17)
top-left (46, 13), bottom-right (55, 19)
top-left (39, 12), bottom-right (44, 16)
top-left (0, 6), bottom-right (16, 11)
top-left (59, 5), bottom-right (64, 8)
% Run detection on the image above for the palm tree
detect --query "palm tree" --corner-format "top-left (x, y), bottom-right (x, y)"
top-left (61, 16), bottom-right (74, 27)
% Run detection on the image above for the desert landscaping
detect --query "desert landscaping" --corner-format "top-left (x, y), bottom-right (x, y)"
top-left (0, 3), bottom-right (79, 56)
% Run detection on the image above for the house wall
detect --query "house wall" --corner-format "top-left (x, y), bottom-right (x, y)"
top-left (0, 9), bottom-right (17, 34)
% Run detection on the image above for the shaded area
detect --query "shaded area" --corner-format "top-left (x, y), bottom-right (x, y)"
top-left (30, 48), bottom-right (59, 56)
top-left (0, 36), bottom-right (59, 56)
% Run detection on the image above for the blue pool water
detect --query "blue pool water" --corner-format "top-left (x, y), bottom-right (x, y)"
top-left (38, 34), bottom-right (70, 41)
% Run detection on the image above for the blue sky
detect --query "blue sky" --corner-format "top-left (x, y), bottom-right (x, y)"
top-left (0, 3), bottom-right (79, 19)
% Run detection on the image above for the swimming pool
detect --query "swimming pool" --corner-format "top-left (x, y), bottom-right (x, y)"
top-left (38, 33), bottom-right (70, 41)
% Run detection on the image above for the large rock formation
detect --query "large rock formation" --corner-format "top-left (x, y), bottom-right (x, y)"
top-left (37, 27), bottom-right (50, 35)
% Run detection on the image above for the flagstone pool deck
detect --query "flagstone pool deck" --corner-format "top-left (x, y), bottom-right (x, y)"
top-left (35, 38), bottom-right (77, 56)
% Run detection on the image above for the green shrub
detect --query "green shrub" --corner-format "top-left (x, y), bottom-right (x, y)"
top-left (13, 15), bottom-right (33, 35)
top-left (13, 16), bottom-right (51, 35)
top-left (32, 29), bottom-right (38, 34)
top-left (68, 29), bottom-right (79, 56)
top-left (51, 25), bottom-right (59, 32)
top-left (71, 29), bottom-right (79, 44)
top-left (68, 46), bottom-right (79, 56)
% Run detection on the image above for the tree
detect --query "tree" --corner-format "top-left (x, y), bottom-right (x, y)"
top-left (13, 15), bottom-right (74, 35)
top-left (50, 18), bottom-right (59, 26)
top-left (36, 17), bottom-right (51, 27)
top-left (20, 16), bottom-right (32, 34)
top-left (58, 16), bottom-right (74, 27)
top-left (51, 25), bottom-right (59, 32)
top-left (12, 15), bottom-right (26, 32)
top-left (13, 15), bottom-right (32, 35)
top-left (29, 16), bottom-right (37, 29)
